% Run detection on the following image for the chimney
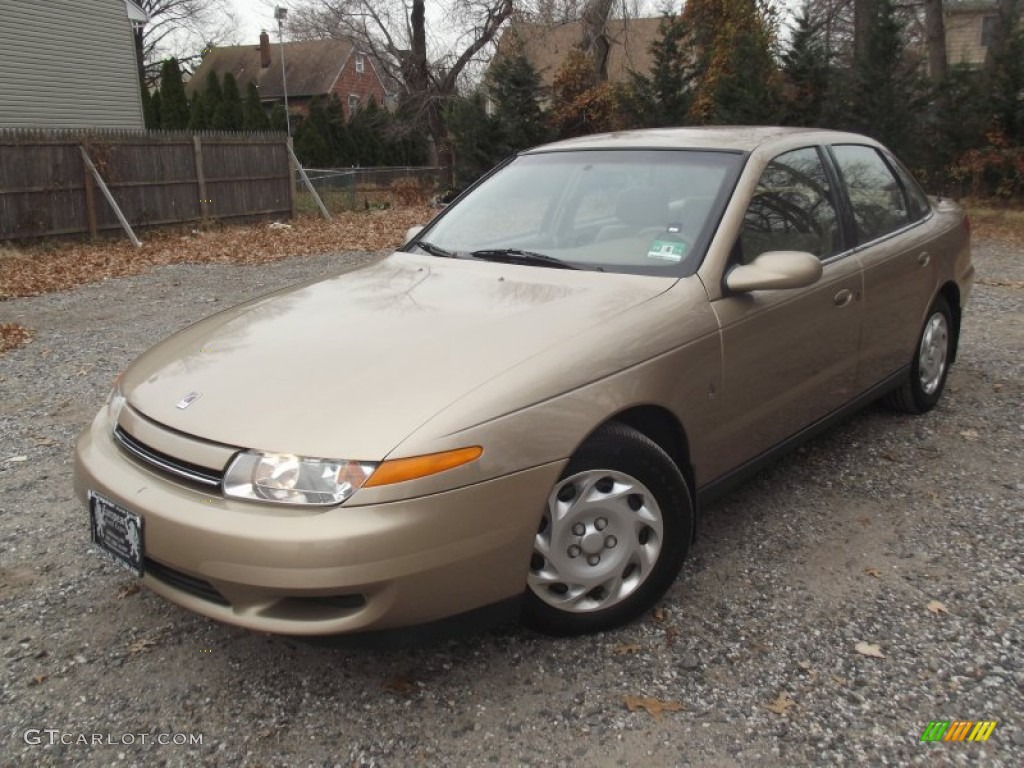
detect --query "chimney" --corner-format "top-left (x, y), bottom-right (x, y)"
top-left (260, 31), bottom-right (271, 68)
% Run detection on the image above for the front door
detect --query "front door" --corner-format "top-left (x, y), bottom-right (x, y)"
top-left (705, 146), bottom-right (863, 480)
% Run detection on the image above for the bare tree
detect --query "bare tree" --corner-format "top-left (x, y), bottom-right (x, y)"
top-left (579, 0), bottom-right (616, 80)
top-left (134, 0), bottom-right (238, 85)
top-left (921, 0), bottom-right (946, 81)
top-left (288, 1), bottom-right (514, 171)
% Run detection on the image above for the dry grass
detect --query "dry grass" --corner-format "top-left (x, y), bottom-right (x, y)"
top-left (0, 206), bottom-right (435, 300)
top-left (0, 323), bottom-right (33, 354)
top-left (965, 204), bottom-right (1024, 247)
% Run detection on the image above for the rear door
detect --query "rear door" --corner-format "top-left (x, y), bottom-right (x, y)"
top-left (828, 144), bottom-right (937, 390)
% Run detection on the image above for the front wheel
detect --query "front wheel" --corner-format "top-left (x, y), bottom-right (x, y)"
top-left (882, 295), bottom-right (954, 414)
top-left (522, 423), bottom-right (692, 636)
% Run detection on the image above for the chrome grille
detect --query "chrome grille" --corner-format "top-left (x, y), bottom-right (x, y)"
top-left (113, 426), bottom-right (223, 488)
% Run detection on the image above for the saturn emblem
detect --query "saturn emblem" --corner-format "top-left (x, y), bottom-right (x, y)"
top-left (176, 391), bottom-right (202, 410)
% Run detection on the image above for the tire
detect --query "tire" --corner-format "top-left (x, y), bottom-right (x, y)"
top-left (522, 422), bottom-right (693, 636)
top-left (882, 295), bottom-right (953, 414)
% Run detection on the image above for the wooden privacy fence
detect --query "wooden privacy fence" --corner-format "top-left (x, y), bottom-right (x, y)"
top-left (0, 128), bottom-right (295, 242)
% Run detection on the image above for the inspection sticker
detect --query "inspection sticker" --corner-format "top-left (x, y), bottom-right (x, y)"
top-left (646, 240), bottom-right (685, 262)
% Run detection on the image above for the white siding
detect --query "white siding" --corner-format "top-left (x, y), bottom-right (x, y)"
top-left (0, 0), bottom-right (145, 128)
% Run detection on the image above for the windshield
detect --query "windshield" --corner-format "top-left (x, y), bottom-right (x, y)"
top-left (412, 149), bottom-right (744, 275)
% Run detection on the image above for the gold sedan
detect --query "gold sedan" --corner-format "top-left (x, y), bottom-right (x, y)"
top-left (75, 128), bottom-right (973, 636)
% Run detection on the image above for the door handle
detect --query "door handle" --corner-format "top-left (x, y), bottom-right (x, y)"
top-left (917, 252), bottom-right (931, 267)
top-left (833, 288), bottom-right (853, 307)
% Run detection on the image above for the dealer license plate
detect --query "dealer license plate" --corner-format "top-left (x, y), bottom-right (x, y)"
top-left (89, 491), bottom-right (144, 576)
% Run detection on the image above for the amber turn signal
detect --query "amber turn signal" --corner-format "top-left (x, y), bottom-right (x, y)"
top-left (364, 446), bottom-right (483, 487)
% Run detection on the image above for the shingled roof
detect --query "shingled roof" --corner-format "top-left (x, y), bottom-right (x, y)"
top-left (493, 17), bottom-right (665, 90)
top-left (187, 38), bottom-right (357, 100)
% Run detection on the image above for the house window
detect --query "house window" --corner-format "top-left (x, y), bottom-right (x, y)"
top-left (355, 54), bottom-right (365, 74)
top-left (981, 15), bottom-right (998, 47)
top-left (348, 94), bottom-right (360, 114)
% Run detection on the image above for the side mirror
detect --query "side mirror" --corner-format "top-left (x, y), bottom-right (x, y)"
top-left (725, 251), bottom-right (822, 293)
top-left (404, 225), bottom-right (425, 245)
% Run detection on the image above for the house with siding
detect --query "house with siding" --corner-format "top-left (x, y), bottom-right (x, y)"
top-left (491, 17), bottom-right (664, 106)
top-left (0, 0), bottom-right (146, 129)
top-left (944, 0), bottom-right (1001, 67)
top-left (188, 35), bottom-right (393, 120)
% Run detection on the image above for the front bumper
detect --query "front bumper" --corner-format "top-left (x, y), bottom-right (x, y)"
top-left (74, 412), bottom-right (564, 635)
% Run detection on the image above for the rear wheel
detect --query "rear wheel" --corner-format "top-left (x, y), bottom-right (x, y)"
top-left (883, 295), bottom-right (953, 414)
top-left (523, 423), bottom-right (692, 636)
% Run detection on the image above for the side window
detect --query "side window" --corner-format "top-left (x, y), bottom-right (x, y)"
top-left (886, 154), bottom-right (931, 222)
top-left (831, 144), bottom-right (912, 243)
top-left (740, 147), bottom-right (841, 263)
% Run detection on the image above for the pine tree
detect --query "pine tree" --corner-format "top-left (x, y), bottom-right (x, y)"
top-left (989, 24), bottom-right (1024, 143)
top-left (626, 13), bottom-right (692, 128)
top-left (348, 98), bottom-right (386, 166)
top-left (292, 112), bottom-right (331, 167)
top-left (242, 82), bottom-right (270, 131)
top-left (141, 86), bottom-right (158, 129)
top-left (678, 0), bottom-right (783, 125)
top-left (150, 90), bottom-right (162, 129)
top-left (269, 103), bottom-right (288, 132)
top-left (488, 48), bottom-right (550, 152)
top-left (201, 71), bottom-right (224, 129)
top-left (781, 5), bottom-right (831, 127)
top-left (215, 73), bottom-right (244, 131)
top-left (325, 95), bottom-right (358, 165)
top-left (158, 58), bottom-right (189, 129)
top-left (847, 0), bottom-right (926, 162)
top-left (188, 94), bottom-right (208, 130)
top-left (446, 92), bottom-right (503, 188)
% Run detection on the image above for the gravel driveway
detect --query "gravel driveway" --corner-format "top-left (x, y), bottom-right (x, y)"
top-left (1, 241), bottom-right (1021, 767)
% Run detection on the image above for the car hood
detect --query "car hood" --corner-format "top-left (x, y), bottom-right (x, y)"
top-left (122, 251), bottom-right (675, 460)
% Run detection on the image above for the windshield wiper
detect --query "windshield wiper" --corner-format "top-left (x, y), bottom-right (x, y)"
top-left (414, 240), bottom-right (457, 258)
top-left (469, 248), bottom-right (581, 270)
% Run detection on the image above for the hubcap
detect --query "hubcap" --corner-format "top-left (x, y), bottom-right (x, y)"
top-left (918, 312), bottom-right (949, 396)
top-left (528, 469), bottom-right (664, 613)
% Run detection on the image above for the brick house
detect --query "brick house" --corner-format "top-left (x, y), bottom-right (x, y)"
top-left (188, 35), bottom-right (393, 119)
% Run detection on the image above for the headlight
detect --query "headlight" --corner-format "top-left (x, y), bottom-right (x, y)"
top-left (106, 385), bottom-right (127, 428)
top-left (223, 452), bottom-right (376, 506)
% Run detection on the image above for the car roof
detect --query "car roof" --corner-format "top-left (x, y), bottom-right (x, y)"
top-left (525, 126), bottom-right (878, 154)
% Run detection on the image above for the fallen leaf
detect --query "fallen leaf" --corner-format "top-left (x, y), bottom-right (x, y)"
top-left (831, 675), bottom-right (848, 686)
top-left (864, 567), bottom-right (882, 579)
top-left (5, 456), bottom-right (28, 463)
top-left (959, 429), bottom-right (980, 442)
top-left (858, 516), bottom-right (872, 526)
top-left (653, 607), bottom-right (668, 622)
top-left (612, 643), bottom-right (642, 656)
top-left (382, 675), bottom-right (418, 695)
top-left (926, 600), bottom-right (948, 615)
top-left (30, 674), bottom-right (48, 686)
top-left (664, 627), bottom-right (678, 648)
top-left (116, 583), bottom-right (141, 600)
top-left (127, 638), bottom-right (157, 655)
top-left (765, 692), bottom-right (795, 715)
top-left (854, 641), bottom-right (885, 659)
top-left (0, 323), bottom-right (33, 354)
top-left (0, 208), bottom-right (433, 300)
top-left (623, 695), bottom-right (684, 719)
top-left (798, 660), bottom-right (812, 670)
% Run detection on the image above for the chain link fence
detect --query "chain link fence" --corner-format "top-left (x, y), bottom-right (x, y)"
top-left (298, 166), bottom-right (448, 215)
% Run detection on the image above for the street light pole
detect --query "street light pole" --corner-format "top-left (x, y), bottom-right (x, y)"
top-left (274, 6), bottom-right (290, 137)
